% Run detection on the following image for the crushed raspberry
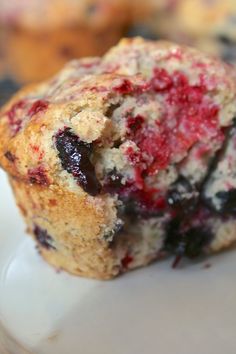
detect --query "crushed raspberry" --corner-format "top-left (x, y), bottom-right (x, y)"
top-left (127, 115), bottom-right (144, 134)
top-left (121, 253), bottom-right (133, 268)
top-left (124, 70), bottom-right (221, 178)
top-left (7, 99), bottom-right (26, 134)
top-left (129, 69), bottom-right (221, 171)
top-left (28, 166), bottom-right (49, 186)
top-left (120, 184), bottom-right (167, 216)
top-left (6, 99), bottom-right (48, 134)
top-left (107, 68), bottom-right (222, 215)
top-left (30, 144), bottom-right (44, 160)
top-left (28, 100), bottom-right (48, 117)
top-left (125, 146), bottom-right (142, 166)
top-left (113, 79), bottom-right (133, 94)
top-left (151, 68), bottom-right (173, 91)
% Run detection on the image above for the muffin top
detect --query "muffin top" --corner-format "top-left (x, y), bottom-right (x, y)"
top-left (0, 0), bottom-right (129, 29)
top-left (0, 37), bottom-right (236, 202)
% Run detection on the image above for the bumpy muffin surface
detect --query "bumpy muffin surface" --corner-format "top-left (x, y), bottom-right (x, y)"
top-left (1, 38), bottom-right (236, 278)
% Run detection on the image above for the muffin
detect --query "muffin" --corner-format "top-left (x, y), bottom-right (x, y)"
top-left (0, 0), bottom-right (129, 83)
top-left (1, 38), bottom-right (236, 279)
top-left (141, 0), bottom-right (236, 64)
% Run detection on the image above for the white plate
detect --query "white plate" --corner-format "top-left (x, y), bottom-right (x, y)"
top-left (1, 169), bottom-right (236, 354)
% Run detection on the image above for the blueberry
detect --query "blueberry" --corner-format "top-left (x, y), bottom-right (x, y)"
top-left (33, 225), bottom-right (56, 250)
top-left (103, 170), bottom-right (123, 193)
top-left (215, 189), bottom-right (236, 213)
top-left (164, 219), bottom-right (212, 261)
top-left (4, 151), bottom-right (16, 162)
top-left (55, 128), bottom-right (101, 196)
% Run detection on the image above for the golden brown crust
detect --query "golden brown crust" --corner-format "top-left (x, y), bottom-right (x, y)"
top-left (9, 177), bottom-right (121, 279)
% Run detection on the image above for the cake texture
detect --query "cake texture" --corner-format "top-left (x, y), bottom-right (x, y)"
top-left (0, 0), bottom-right (129, 83)
top-left (1, 38), bottom-right (236, 279)
top-left (132, 0), bottom-right (236, 64)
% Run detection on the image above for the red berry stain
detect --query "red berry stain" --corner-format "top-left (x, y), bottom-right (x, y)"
top-left (49, 199), bottom-right (57, 207)
top-left (121, 253), bottom-right (133, 269)
top-left (6, 99), bottom-right (48, 135)
top-left (126, 69), bottom-right (221, 175)
top-left (127, 114), bottom-right (145, 134)
top-left (113, 79), bottom-right (133, 94)
top-left (30, 144), bottom-right (45, 161)
top-left (150, 68), bottom-right (173, 91)
top-left (7, 100), bottom-right (26, 134)
top-left (28, 166), bottom-right (49, 186)
top-left (109, 68), bottom-right (222, 215)
top-left (28, 100), bottom-right (48, 117)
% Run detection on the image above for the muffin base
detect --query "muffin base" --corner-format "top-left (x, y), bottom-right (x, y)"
top-left (9, 176), bottom-right (162, 279)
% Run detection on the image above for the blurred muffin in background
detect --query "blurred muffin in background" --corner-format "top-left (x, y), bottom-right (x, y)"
top-left (129, 0), bottom-right (236, 64)
top-left (126, 0), bottom-right (165, 39)
top-left (0, 0), bottom-right (130, 83)
top-left (0, 29), bottom-right (6, 78)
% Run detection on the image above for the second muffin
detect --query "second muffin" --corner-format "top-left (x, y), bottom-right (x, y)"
top-left (0, 0), bottom-right (130, 83)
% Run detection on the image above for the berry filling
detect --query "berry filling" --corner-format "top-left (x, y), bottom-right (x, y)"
top-left (165, 220), bottom-right (213, 267)
top-left (55, 128), bottom-right (101, 196)
top-left (108, 70), bottom-right (222, 214)
top-left (121, 253), bottom-right (133, 269)
top-left (33, 225), bottom-right (56, 250)
top-left (28, 166), bottom-right (49, 186)
top-left (4, 151), bottom-right (16, 163)
top-left (6, 100), bottom-right (26, 135)
top-left (5, 99), bottom-right (48, 135)
top-left (105, 68), bottom-right (233, 263)
top-left (28, 100), bottom-right (49, 118)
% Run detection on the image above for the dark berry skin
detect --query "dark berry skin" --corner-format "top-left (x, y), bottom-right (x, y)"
top-left (214, 189), bottom-right (236, 214)
top-left (4, 151), bottom-right (16, 162)
top-left (55, 128), bottom-right (101, 196)
top-left (28, 166), bottom-right (49, 186)
top-left (103, 170), bottom-right (123, 193)
top-left (164, 219), bottom-right (213, 262)
top-left (33, 225), bottom-right (56, 250)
